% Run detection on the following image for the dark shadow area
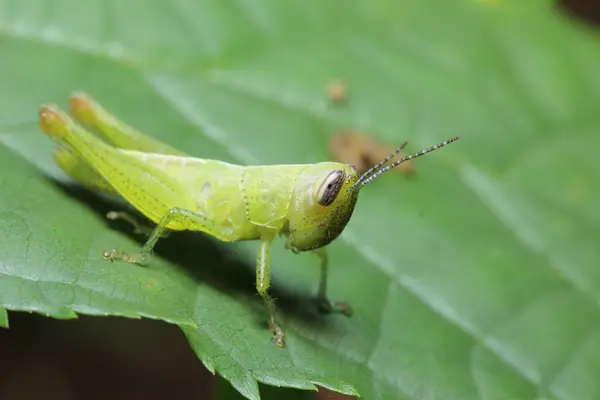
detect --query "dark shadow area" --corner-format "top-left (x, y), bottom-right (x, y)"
top-left (0, 312), bottom-right (354, 400)
top-left (50, 179), bottom-right (339, 329)
top-left (559, 0), bottom-right (600, 27)
top-left (0, 313), bottom-right (214, 400)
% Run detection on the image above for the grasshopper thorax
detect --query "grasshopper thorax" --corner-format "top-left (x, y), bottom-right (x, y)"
top-left (286, 162), bottom-right (361, 252)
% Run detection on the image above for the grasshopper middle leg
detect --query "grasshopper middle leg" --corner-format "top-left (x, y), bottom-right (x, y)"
top-left (106, 211), bottom-right (171, 239)
top-left (103, 207), bottom-right (216, 264)
top-left (315, 248), bottom-right (353, 316)
top-left (256, 238), bottom-right (285, 347)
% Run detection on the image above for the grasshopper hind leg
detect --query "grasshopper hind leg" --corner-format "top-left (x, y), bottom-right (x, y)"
top-left (69, 92), bottom-right (184, 155)
top-left (52, 143), bottom-right (118, 195)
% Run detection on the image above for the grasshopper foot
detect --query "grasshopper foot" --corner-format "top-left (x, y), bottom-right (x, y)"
top-left (102, 249), bottom-right (149, 265)
top-left (318, 298), bottom-right (353, 317)
top-left (269, 323), bottom-right (285, 348)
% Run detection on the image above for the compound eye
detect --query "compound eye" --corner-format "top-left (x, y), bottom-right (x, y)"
top-left (316, 170), bottom-right (344, 206)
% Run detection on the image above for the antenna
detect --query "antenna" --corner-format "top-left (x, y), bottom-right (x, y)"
top-left (358, 136), bottom-right (460, 187)
top-left (353, 141), bottom-right (408, 187)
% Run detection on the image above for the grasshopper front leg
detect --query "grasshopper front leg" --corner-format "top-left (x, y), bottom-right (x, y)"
top-left (256, 238), bottom-right (285, 347)
top-left (315, 248), bottom-right (353, 316)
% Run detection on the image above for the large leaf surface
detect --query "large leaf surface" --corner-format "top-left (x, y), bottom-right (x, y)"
top-left (1, 0), bottom-right (599, 399)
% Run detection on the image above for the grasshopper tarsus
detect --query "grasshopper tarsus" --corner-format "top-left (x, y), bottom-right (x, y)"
top-left (272, 326), bottom-right (285, 348)
top-left (340, 303), bottom-right (353, 317)
top-left (102, 248), bottom-right (148, 265)
top-left (102, 249), bottom-right (118, 261)
top-left (267, 313), bottom-right (285, 347)
top-left (318, 298), bottom-right (353, 317)
top-left (106, 211), bottom-right (120, 220)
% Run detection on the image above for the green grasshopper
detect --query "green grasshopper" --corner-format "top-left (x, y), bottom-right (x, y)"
top-left (38, 93), bottom-right (459, 347)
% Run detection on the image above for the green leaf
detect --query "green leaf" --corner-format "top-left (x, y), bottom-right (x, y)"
top-left (0, 308), bottom-right (8, 328)
top-left (1, 0), bottom-right (599, 399)
top-left (214, 376), bottom-right (313, 400)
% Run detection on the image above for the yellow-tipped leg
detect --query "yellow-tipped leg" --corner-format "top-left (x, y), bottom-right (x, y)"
top-left (69, 92), bottom-right (184, 155)
top-left (39, 104), bottom-right (71, 140)
top-left (40, 103), bottom-right (200, 230)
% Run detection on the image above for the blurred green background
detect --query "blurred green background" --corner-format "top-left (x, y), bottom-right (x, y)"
top-left (1, 0), bottom-right (600, 399)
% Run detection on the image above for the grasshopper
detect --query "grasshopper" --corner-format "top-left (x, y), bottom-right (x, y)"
top-left (38, 93), bottom-right (459, 347)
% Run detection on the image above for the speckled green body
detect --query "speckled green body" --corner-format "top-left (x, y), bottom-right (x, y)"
top-left (102, 153), bottom-right (361, 251)
top-left (45, 109), bottom-right (361, 251)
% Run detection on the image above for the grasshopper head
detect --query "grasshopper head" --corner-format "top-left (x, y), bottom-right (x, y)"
top-left (285, 136), bottom-right (460, 252)
top-left (286, 163), bottom-right (361, 252)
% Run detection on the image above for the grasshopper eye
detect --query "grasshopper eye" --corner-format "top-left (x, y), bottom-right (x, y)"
top-left (316, 170), bottom-right (345, 206)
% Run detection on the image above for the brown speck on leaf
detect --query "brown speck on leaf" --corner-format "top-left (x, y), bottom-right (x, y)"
top-left (326, 79), bottom-right (348, 104)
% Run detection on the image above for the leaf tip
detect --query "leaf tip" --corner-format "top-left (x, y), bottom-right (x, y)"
top-left (0, 308), bottom-right (9, 329)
